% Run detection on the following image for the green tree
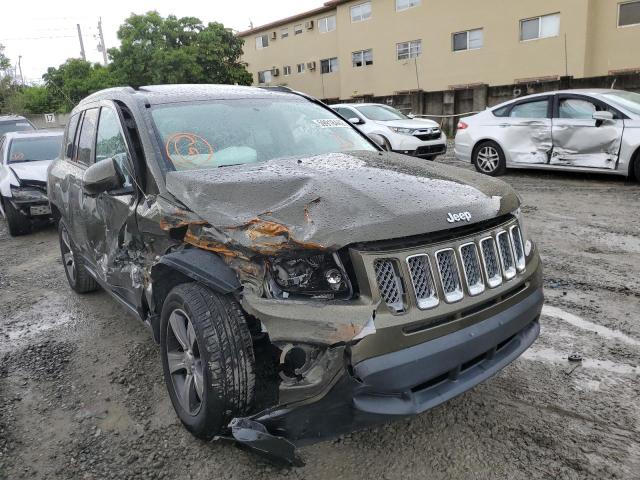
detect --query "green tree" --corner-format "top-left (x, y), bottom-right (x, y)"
top-left (108, 12), bottom-right (252, 87)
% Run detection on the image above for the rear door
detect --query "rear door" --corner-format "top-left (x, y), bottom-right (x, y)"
top-left (550, 94), bottom-right (624, 170)
top-left (495, 96), bottom-right (552, 165)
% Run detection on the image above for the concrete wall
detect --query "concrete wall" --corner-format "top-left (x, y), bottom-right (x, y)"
top-left (25, 113), bottom-right (70, 130)
top-left (239, 0), bottom-right (640, 100)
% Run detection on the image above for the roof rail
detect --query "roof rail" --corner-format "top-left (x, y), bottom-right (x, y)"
top-left (258, 86), bottom-right (293, 93)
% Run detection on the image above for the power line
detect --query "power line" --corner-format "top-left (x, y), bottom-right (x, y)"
top-left (0, 35), bottom-right (76, 41)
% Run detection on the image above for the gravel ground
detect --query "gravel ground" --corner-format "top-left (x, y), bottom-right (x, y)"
top-left (1, 145), bottom-right (639, 479)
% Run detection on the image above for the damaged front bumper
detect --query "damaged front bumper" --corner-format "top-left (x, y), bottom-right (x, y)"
top-left (230, 280), bottom-right (543, 464)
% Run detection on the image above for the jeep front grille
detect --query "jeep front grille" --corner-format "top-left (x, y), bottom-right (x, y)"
top-left (371, 220), bottom-right (527, 313)
top-left (374, 259), bottom-right (404, 313)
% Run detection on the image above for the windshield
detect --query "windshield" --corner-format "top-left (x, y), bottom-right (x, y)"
top-left (354, 105), bottom-right (409, 121)
top-left (0, 121), bottom-right (34, 136)
top-left (8, 136), bottom-right (62, 164)
top-left (601, 91), bottom-right (640, 116)
top-left (151, 98), bottom-right (377, 171)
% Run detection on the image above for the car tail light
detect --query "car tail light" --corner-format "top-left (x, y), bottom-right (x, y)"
top-left (457, 121), bottom-right (468, 130)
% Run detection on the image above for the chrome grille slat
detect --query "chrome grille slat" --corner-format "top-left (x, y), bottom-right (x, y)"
top-left (510, 225), bottom-right (526, 272)
top-left (480, 237), bottom-right (503, 288)
top-left (374, 259), bottom-right (404, 312)
top-left (459, 243), bottom-right (485, 296)
top-left (497, 231), bottom-right (516, 280)
top-left (435, 249), bottom-right (463, 303)
top-left (407, 254), bottom-right (439, 309)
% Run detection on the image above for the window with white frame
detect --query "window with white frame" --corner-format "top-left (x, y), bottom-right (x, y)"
top-left (396, 40), bottom-right (422, 60)
top-left (351, 2), bottom-right (372, 22)
top-left (258, 70), bottom-right (272, 84)
top-left (281, 27), bottom-right (289, 38)
top-left (396, 0), bottom-right (421, 12)
top-left (320, 57), bottom-right (339, 74)
top-left (294, 24), bottom-right (303, 35)
top-left (619, 1), bottom-right (640, 27)
top-left (319, 15), bottom-right (336, 33)
top-left (283, 66), bottom-right (292, 76)
top-left (520, 13), bottom-right (560, 41)
top-left (297, 63), bottom-right (306, 74)
top-left (452, 28), bottom-right (484, 51)
top-left (352, 49), bottom-right (373, 67)
top-left (255, 34), bottom-right (269, 49)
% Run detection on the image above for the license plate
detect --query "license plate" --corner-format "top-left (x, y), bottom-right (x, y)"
top-left (30, 205), bottom-right (51, 216)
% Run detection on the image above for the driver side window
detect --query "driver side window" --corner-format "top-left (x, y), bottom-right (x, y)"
top-left (96, 107), bottom-right (132, 188)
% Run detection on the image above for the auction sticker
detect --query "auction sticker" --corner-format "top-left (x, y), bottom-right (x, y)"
top-left (313, 119), bottom-right (349, 128)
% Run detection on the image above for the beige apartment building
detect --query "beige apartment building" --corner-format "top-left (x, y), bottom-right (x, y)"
top-left (238, 0), bottom-right (640, 100)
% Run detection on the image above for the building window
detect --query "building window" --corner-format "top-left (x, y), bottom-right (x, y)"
top-left (453, 28), bottom-right (484, 51)
top-left (318, 15), bottom-right (337, 33)
top-left (283, 66), bottom-right (292, 76)
top-left (351, 2), bottom-right (372, 23)
top-left (520, 13), bottom-right (560, 41)
top-left (352, 49), bottom-right (373, 67)
top-left (396, 0), bottom-right (421, 11)
top-left (281, 27), bottom-right (289, 38)
top-left (619, 1), bottom-right (640, 27)
top-left (294, 24), bottom-right (303, 35)
top-left (255, 34), bottom-right (269, 49)
top-left (320, 57), bottom-right (339, 74)
top-left (397, 40), bottom-right (422, 60)
top-left (258, 70), bottom-right (272, 84)
top-left (297, 63), bottom-right (306, 74)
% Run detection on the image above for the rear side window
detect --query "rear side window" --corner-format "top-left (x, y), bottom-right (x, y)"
top-left (492, 105), bottom-right (511, 117)
top-left (509, 99), bottom-right (549, 118)
top-left (76, 108), bottom-right (99, 165)
top-left (64, 114), bottom-right (80, 160)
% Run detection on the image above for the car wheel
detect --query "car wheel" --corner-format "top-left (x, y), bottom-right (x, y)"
top-left (3, 198), bottom-right (31, 236)
top-left (633, 153), bottom-right (640, 182)
top-left (473, 141), bottom-right (506, 176)
top-left (58, 221), bottom-right (99, 293)
top-left (160, 283), bottom-right (255, 438)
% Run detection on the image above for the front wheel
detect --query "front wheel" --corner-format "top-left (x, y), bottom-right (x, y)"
top-left (473, 141), bottom-right (506, 176)
top-left (160, 283), bottom-right (255, 438)
top-left (58, 221), bottom-right (99, 293)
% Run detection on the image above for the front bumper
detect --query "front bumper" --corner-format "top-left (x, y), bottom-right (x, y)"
top-left (393, 142), bottom-right (447, 158)
top-left (232, 283), bottom-right (543, 462)
top-left (9, 199), bottom-right (52, 218)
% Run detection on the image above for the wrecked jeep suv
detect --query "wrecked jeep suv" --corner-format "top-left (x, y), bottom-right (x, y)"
top-left (48, 85), bottom-right (543, 464)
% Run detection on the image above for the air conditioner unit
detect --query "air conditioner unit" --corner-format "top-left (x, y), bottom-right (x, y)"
top-left (307, 61), bottom-right (316, 71)
top-left (305, 20), bottom-right (314, 30)
top-left (272, 68), bottom-right (280, 77)
top-left (271, 31), bottom-right (277, 40)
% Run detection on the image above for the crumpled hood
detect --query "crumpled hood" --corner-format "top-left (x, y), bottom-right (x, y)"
top-left (8, 160), bottom-right (51, 185)
top-left (382, 119), bottom-right (440, 130)
top-left (165, 151), bottom-right (519, 251)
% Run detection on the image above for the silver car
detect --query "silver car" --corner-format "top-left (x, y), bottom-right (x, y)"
top-left (455, 89), bottom-right (640, 179)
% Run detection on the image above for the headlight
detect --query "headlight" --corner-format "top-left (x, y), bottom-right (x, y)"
top-left (267, 252), bottom-right (352, 299)
top-left (512, 208), bottom-right (532, 257)
top-left (10, 187), bottom-right (47, 202)
top-left (389, 127), bottom-right (415, 135)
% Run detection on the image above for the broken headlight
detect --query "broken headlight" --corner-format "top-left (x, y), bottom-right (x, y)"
top-left (267, 253), bottom-right (352, 299)
top-left (10, 186), bottom-right (47, 202)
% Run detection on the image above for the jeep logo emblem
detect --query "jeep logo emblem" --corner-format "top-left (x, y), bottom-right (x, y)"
top-left (447, 211), bottom-right (472, 223)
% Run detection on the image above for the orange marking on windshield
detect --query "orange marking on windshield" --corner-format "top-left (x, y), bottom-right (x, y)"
top-left (165, 133), bottom-right (214, 168)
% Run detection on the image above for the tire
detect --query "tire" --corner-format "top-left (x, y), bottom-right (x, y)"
top-left (160, 283), bottom-right (255, 438)
top-left (4, 198), bottom-right (31, 236)
top-left (633, 154), bottom-right (640, 182)
top-left (473, 141), bottom-right (506, 176)
top-left (58, 221), bottom-right (99, 293)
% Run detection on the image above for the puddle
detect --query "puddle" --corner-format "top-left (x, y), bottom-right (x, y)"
top-left (523, 347), bottom-right (640, 375)
top-left (542, 305), bottom-right (640, 347)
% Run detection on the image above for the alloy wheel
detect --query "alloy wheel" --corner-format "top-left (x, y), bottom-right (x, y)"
top-left (166, 309), bottom-right (204, 416)
top-left (476, 146), bottom-right (500, 173)
top-left (61, 227), bottom-right (76, 284)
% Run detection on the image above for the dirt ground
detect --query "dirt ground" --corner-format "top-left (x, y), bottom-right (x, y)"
top-left (1, 147), bottom-right (639, 480)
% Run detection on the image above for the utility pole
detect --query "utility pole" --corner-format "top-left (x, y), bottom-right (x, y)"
top-left (97, 17), bottom-right (108, 65)
top-left (77, 24), bottom-right (86, 60)
top-left (17, 56), bottom-right (24, 86)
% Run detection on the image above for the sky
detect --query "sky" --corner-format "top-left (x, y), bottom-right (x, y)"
top-left (0, 0), bottom-right (325, 83)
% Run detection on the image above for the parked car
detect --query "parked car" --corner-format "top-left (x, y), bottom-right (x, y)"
top-left (455, 89), bottom-right (640, 179)
top-left (0, 114), bottom-right (35, 136)
top-left (0, 130), bottom-right (62, 235)
top-left (48, 85), bottom-right (542, 465)
top-left (331, 103), bottom-right (447, 159)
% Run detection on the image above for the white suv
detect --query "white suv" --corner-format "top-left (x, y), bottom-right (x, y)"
top-left (331, 103), bottom-right (447, 160)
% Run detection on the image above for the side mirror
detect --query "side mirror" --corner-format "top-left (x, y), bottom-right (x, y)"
top-left (368, 133), bottom-right (389, 151)
top-left (348, 117), bottom-right (364, 125)
top-left (593, 110), bottom-right (614, 126)
top-left (407, 113), bottom-right (416, 119)
top-left (82, 157), bottom-right (124, 195)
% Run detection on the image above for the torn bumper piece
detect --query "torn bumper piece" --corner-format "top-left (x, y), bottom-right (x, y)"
top-left (229, 286), bottom-right (543, 463)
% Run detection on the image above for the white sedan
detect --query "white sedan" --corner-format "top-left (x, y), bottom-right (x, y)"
top-left (455, 89), bottom-right (640, 179)
top-left (331, 103), bottom-right (447, 160)
top-left (0, 130), bottom-right (63, 235)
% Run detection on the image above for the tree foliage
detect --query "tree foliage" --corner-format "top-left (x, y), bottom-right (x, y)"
top-left (108, 12), bottom-right (252, 87)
